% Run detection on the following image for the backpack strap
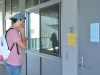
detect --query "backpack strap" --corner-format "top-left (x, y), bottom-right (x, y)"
top-left (6, 28), bottom-right (14, 33)
top-left (5, 28), bottom-right (20, 55)
top-left (16, 43), bottom-right (20, 55)
top-left (5, 28), bottom-right (14, 50)
top-left (10, 43), bottom-right (15, 51)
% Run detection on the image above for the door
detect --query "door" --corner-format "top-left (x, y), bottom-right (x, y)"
top-left (78, 0), bottom-right (100, 75)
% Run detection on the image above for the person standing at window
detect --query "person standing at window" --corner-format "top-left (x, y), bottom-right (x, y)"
top-left (5, 13), bottom-right (26, 75)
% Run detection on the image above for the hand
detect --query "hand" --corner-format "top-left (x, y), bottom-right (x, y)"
top-left (26, 36), bottom-right (31, 40)
top-left (19, 26), bottom-right (24, 34)
top-left (17, 27), bottom-right (20, 32)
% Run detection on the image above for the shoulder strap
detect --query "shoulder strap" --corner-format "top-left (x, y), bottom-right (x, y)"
top-left (6, 28), bottom-right (14, 33)
top-left (5, 28), bottom-right (14, 50)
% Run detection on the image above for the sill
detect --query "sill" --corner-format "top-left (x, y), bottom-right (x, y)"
top-left (26, 49), bottom-right (61, 62)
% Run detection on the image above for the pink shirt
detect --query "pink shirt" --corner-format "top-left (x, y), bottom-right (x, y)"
top-left (6, 27), bottom-right (22, 66)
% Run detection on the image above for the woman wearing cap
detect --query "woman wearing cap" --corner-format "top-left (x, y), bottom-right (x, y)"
top-left (5, 13), bottom-right (26, 75)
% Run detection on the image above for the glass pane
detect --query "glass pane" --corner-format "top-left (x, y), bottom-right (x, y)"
top-left (0, 3), bottom-right (3, 37)
top-left (12, 0), bottom-right (19, 15)
top-left (40, 4), bottom-right (60, 56)
top-left (40, 0), bottom-right (50, 3)
top-left (6, 19), bottom-right (11, 30)
top-left (26, 0), bottom-right (39, 8)
top-left (28, 11), bottom-right (40, 50)
top-left (5, 0), bottom-right (11, 17)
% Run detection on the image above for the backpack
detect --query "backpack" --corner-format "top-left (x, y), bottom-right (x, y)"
top-left (0, 28), bottom-right (19, 62)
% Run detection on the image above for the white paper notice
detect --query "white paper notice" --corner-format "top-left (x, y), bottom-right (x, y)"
top-left (90, 23), bottom-right (99, 42)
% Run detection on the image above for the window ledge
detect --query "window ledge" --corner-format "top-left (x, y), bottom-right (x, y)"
top-left (26, 50), bottom-right (61, 62)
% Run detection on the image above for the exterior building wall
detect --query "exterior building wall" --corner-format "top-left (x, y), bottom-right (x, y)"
top-left (1, 0), bottom-right (78, 75)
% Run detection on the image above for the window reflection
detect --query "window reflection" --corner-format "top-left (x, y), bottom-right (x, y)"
top-left (28, 11), bottom-right (40, 50)
top-left (50, 33), bottom-right (58, 53)
top-left (40, 4), bottom-right (60, 56)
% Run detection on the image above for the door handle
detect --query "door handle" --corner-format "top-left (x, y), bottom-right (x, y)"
top-left (79, 57), bottom-right (85, 69)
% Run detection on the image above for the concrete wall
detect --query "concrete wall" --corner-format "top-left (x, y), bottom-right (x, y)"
top-left (62, 0), bottom-right (78, 75)
top-left (19, 0), bottom-right (26, 75)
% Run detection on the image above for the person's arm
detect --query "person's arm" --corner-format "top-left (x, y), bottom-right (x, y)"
top-left (17, 27), bottom-right (26, 50)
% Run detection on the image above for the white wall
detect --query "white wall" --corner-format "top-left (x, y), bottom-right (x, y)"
top-left (62, 0), bottom-right (78, 75)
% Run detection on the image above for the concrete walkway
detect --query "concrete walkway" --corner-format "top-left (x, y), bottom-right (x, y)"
top-left (0, 64), bottom-right (8, 75)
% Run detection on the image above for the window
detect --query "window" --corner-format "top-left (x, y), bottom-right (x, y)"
top-left (28, 11), bottom-right (40, 50)
top-left (0, 3), bottom-right (3, 37)
top-left (5, 18), bottom-right (11, 30)
top-left (40, 4), bottom-right (60, 56)
top-left (12, 0), bottom-right (19, 15)
top-left (26, 0), bottom-right (50, 9)
top-left (5, 0), bottom-right (11, 17)
top-left (5, 0), bottom-right (19, 30)
top-left (26, 0), bottom-right (39, 9)
top-left (40, 0), bottom-right (50, 3)
top-left (27, 3), bottom-right (61, 57)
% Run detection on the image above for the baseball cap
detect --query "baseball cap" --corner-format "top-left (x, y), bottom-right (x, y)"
top-left (10, 13), bottom-right (26, 20)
